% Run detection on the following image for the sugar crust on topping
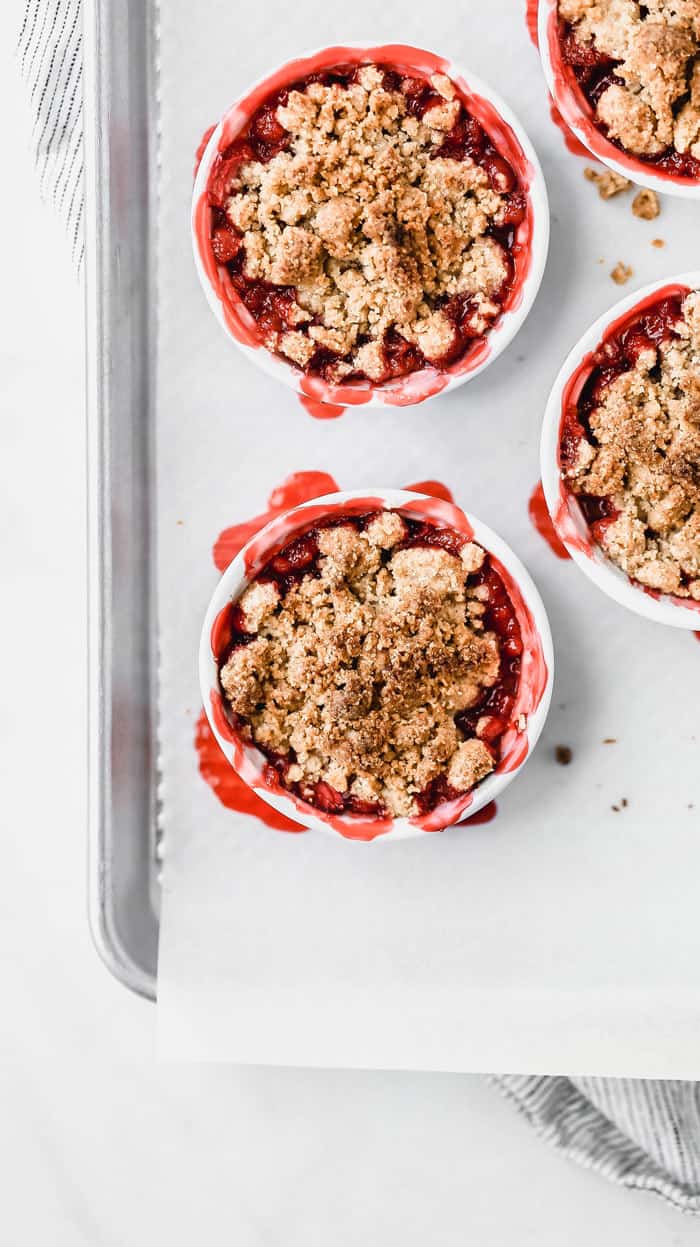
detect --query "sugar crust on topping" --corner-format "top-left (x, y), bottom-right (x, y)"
top-left (559, 0), bottom-right (700, 158)
top-left (220, 512), bottom-right (500, 817)
top-left (226, 66), bottom-right (515, 381)
top-left (564, 290), bottom-right (700, 597)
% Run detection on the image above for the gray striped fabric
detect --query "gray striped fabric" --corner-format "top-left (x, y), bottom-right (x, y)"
top-left (18, 0), bottom-right (83, 266)
top-left (17, 0), bottom-right (700, 1216)
top-left (495, 1076), bottom-right (700, 1212)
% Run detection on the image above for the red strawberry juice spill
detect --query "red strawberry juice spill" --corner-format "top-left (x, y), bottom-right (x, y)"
top-left (405, 480), bottom-right (455, 503)
top-left (526, 0), bottom-right (539, 45)
top-left (298, 395), bottom-right (346, 420)
top-left (194, 124), bottom-right (216, 181)
top-left (459, 799), bottom-right (498, 826)
top-left (528, 480), bottom-right (570, 559)
top-left (549, 101), bottom-right (591, 157)
top-left (525, 0), bottom-right (590, 158)
top-left (195, 710), bottom-right (305, 831)
top-left (212, 471), bottom-right (340, 571)
top-left (266, 471), bottom-right (339, 510)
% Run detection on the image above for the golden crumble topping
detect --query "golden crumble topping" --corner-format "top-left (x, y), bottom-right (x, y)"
top-left (221, 65), bottom-right (521, 382)
top-left (563, 289), bottom-right (700, 597)
top-left (219, 512), bottom-right (509, 818)
top-left (559, 0), bottom-right (700, 164)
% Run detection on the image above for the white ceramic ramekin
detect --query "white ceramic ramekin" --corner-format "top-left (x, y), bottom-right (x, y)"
top-left (192, 43), bottom-right (549, 410)
top-left (537, 0), bottom-right (700, 198)
top-left (541, 273), bottom-right (700, 628)
top-left (199, 488), bottom-right (554, 841)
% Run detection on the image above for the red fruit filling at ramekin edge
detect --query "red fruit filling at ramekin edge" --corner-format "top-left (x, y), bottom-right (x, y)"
top-left (194, 46), bottom-right (535, 397)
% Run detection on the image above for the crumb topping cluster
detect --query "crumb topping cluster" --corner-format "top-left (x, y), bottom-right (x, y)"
top-left (218, 511), bottom-right (521, 818)
top-left (562, 289), bottom-right (700, 598)
top-left (559, 0), bottom-right (700, 168)
top-left (632, 187), bottom-right (661, 218)
top-left (212, 64), bottom-right (524, 383)
top-left (584, 164), bottom-right (631, 195)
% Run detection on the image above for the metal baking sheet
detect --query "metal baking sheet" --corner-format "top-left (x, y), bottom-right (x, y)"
top-left (86, 0), bottom-right (700, 1071)
top-left (85, 0), bottom-right (159, 998)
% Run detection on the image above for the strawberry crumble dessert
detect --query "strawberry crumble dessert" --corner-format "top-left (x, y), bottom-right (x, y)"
top-left (557, 0), bottom-right (700, 177)
top-left (205, 63), bottom-right (528, 385)
top-left (560, 287), bottom-right (700, 599)
top-left (215, 510), bottom-right (524, 819)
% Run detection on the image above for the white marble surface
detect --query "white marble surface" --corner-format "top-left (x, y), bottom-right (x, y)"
top-left (1, 16), bottom-right (699, 1244)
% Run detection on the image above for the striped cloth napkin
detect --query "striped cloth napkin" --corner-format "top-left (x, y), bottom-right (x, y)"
top-left (18, 0), bottom-right (700, 1214)
top-left (495, 1076), bottom-right (700, 1213)
top-left (18, 0), bottom-right (83, 265)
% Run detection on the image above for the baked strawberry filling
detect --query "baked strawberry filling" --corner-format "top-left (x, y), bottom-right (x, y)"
top-left (214, 510), bottom-right (523, 819)
top-left (204, 62), bottom-right (528, 385)
top-left (560, 287), bottom-right (700, 600)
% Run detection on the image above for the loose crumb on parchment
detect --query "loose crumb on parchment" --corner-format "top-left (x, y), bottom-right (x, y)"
top-left (611, 261), bottom-right (633, 284)
top-left (584, 166), bottom-right (631, 198)
top-left (632, 188), bottom-right (660, 220)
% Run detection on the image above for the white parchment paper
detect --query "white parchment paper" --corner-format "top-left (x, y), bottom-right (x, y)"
top-left (155, 0), bottom-right (700, 1070)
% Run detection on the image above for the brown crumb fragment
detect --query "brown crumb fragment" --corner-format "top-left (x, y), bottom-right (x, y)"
top-left (603, 738), bottom-right (617, 744)
top-left (651, 238), bottom-right (665, 248)
top-left (611, 262), bottom-right (633, 285)
top-left (632, 188), bottom-right (660, 220)
top-left (611, 804), bottom-right (620, 812)
top-left (555, 744), bottom-right (573, 765)
top-left (621, 797), bottom-right (628, 808)
top-left (584, 166), bottom-right (632, 198)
